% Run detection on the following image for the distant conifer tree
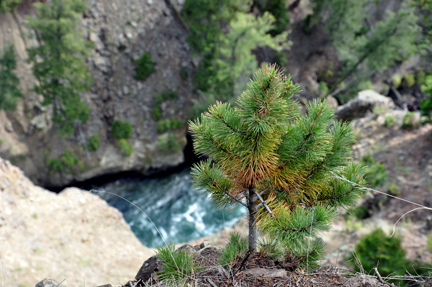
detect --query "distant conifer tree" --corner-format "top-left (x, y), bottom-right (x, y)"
top-left (189, 65), bottom-right (366, 266)
top-left (0, 45), bottom-right (23, 111)
top-left (26, 0), bottom-right (92, 136)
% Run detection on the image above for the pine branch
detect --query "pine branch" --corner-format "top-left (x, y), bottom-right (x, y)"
top-left (317, 185), bottom-right (355, 202)
top-left (216, 114), bottom-right (244, 136)
top-left (222, 189), bottom-right (247, 207)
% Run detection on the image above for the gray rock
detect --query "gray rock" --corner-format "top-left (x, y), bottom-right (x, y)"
top-left (35, 278), bottom-right (59, 287)
top-left (334, 90), bottom-right (395, 120)
top-left (135, 256), bottom-right (163, 283)
top-left (242, 267), bottom-right (287, 278)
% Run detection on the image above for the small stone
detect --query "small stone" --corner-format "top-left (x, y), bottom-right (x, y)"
top-left (199, 241), bottom-right (212, 249)
top-left (242, 268), bottom-right (287, 278)
top-left (35, 278), bottom-right (59, 287)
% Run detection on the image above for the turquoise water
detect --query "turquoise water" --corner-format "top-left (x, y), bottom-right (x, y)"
top-left (91, 167), bottom-right (247, 248)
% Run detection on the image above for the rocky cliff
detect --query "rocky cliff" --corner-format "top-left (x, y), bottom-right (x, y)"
top-left (0, 0), bottom-right (195, 188)
top-left (0, 157), bottom-right (154, 286)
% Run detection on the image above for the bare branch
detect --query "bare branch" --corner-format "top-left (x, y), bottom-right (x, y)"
top-left (253, 189), bottom-right (274, 217)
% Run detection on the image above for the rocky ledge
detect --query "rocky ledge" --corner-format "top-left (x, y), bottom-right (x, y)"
top-left (0, 157), bottom-right (154, 286)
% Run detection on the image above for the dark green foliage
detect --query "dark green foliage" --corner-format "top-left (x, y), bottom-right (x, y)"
top-left (87, 135), bottom-right (99, 151)
top-left (157, 134), bottom-right (181, 154)
top-left (155, 243), bottom-right (200, 284)
top-left (117, 139), bottom-right (132, 156)
top-left (360, 154), bottom-right (388, 188)
top-left (254, 0), bottom-right (289, 36)
top-left (26, 0), bottom-right (92, 136)
top-left (151, 107), bottom-right (162, 121)
top-left (421, 75), bottom-right (432, 124)
top-left (347, 228), bottom-right (430, 286)
top-left (156, 119), bottom-right (184, 133)
top-left (46, 149), bottom-right (78, 173)
top-left (183, 0), bottom-right (241, 55)
top-left (134, 52), bottom-right (155, 80)
top-left (190, 65), bottom-right (366, 262)
top-left (219, 233), bottom-right (248, 268)
top-left (351, 206), bottom-right (369, 220)
top-left (154, 91), bottom-right (179, 105)
top-left (180, 66), bottom-right (188, 80)
top-left (111, 120), bottom-right (132, 139)
top-left (0, 45), bottom-right (23, 111)
top-left (0, 0), bottom-right (22, 12)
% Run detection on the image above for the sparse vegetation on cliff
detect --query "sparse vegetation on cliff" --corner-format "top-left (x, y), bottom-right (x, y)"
top-left (0, 44), bottom-right (23, 111)
top-left (26, 0), bottom-right (93, 136)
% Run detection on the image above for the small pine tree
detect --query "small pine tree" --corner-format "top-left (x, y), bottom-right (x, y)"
top-left (26, 0), bottom-right (93, 136)
top-left (189, 65), bottom-right (366, 264)
top-left (0, 45), bottom-right (23, 111)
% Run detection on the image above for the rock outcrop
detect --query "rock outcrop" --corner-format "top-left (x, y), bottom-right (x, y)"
top-left (334, 90), bottom-right (395, 121)
top-left (0, 157), bottom-right (154, 287)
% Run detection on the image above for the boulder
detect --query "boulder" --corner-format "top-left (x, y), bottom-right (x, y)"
top-left (334, 90), bottom-right (395, 120)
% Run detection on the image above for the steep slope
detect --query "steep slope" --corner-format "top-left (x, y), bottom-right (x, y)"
top-left (0, 0), bottom-right (195, 188)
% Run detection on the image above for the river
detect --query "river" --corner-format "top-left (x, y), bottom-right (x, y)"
top-left (89, 167), bottom-right (246, 248)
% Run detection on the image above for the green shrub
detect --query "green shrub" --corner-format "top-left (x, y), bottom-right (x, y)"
top-left (111, 120), bottom-right (132, 139)
top-left (155, 243), bottom-right (200, 284)
top-left (117, 139), bottom-right (132, 156)
top-left (387, 183), bottom-right (401, 196)
top-left (352, 206), bottom-right (369, 219)
top-left (154, 91), bottom-right (178, 105)
top-left (157, 134), bottom-right (181, 154)
top-left (360, 154), bottom-right (388, 188)
top-left (134, 52), bottom-right (155, 80)
top-left (156, 119), bottom-right (184, 133)
top-left (87, 135), bottom-right (99, 151)
top-left (402, 112), bottom-right (420, 129)
top-left (47, 149), bottom-right (78, 173)
top-left (219, 233), bottom-right (248, 269)
top-left (346, 228), bottom-right (425, 286)
top-left (383, 115), bottom-right (397, 127)
top-left (151, 107), bottom-right (162, 121)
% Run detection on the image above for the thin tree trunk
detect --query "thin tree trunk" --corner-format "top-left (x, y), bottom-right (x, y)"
top-left (248, 186), bottom-right (258, 254)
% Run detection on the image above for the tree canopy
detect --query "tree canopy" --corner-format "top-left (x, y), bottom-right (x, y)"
top-left (0, 45), bottom-right (23, 111)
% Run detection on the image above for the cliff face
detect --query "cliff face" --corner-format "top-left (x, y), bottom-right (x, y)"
top-left (0, 0), bottom-right (195, 188)
top-left (0, 157), bottom-right (154, 286)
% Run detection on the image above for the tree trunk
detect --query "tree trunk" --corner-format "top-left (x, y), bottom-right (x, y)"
top-left (248, 186), bottom-right (258, 254)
